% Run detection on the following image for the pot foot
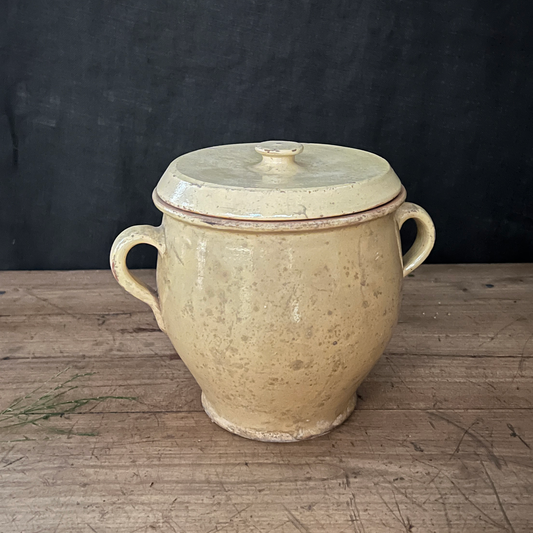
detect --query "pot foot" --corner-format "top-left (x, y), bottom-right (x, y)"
top-left (201, 393), bottom-right (357, 442)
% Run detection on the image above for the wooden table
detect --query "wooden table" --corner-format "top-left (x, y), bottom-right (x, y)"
top-left (1, 265), bottom-right (532, 532)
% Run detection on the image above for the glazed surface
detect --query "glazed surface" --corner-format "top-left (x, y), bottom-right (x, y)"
top-left (156, 213), bottom-right (403, 439)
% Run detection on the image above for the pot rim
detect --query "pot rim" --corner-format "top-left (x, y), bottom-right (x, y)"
top-left (153, 186), bottom-right (407, 233)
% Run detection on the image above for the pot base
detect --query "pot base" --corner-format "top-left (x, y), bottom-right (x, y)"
top-left (201, 393), bottom-right (357, 442)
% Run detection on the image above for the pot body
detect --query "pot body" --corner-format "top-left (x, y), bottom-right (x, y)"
top-left (159, 212), bottom-right (401, 441)
top-left (110, 191), bottom-right (435, 441)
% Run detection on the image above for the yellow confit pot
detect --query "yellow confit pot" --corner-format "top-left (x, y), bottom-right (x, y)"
top-left (110, 141), bottom-right (435, 441)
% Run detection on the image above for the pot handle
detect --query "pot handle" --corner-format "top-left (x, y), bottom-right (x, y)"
top-left (110, 224), bottom-right (166, 331)
top-left (395, 203), bottom-right (436, 277)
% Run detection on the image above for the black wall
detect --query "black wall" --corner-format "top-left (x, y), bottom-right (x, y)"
top-left (1, 0), bottom-right (532, 269)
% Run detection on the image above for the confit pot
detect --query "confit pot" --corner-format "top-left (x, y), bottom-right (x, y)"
top-left (110, 141), bottom-right (435, 442)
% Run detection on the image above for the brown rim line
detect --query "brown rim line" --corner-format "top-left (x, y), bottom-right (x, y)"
top-left (152, 186), bottom-right (407, 232)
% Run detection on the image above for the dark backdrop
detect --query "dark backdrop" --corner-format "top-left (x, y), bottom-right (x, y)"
top-left (1, 0), bottom-right (532, 269)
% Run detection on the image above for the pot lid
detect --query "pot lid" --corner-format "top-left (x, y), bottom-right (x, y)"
top-left (155, 141), bottom-right (402, 221)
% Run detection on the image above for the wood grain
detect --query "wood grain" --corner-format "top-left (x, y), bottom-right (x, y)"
top-left (1, 265), bottom-right (532, 532)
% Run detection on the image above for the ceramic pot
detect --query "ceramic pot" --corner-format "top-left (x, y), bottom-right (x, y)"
top-left (110, 141), bottom-right (435, 441)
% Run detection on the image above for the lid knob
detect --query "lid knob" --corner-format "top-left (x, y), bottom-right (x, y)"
top-left (254, 141), bottom-right (304, 175)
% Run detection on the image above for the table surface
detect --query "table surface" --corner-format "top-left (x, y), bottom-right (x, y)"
top-left (0, 264), bottom-right (532, 533)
